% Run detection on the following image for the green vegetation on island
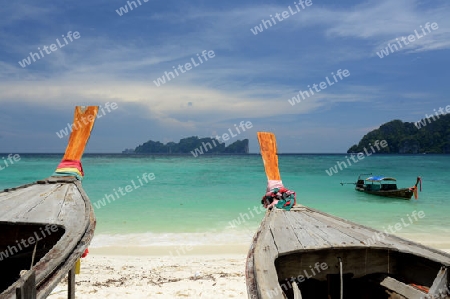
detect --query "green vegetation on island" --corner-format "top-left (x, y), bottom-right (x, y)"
top-left (123, 136), bottom-right (249, 154)
top-left (348, 115), bottom-right (450, 154)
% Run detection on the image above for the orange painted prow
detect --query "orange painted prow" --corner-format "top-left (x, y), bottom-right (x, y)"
top-left (62, 106), bottom-right (98, 161)
top-left (258, 132), bottom-right (297, 208)
top-left (257, 132), bottom-right (281, 181)
top-left (412, 176), bottom-right (422, 200)
top-left (53, 106), bottom-right (98, 180)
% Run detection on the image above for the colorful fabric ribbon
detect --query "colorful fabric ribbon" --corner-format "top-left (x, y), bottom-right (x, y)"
top-left (53, 159), bottom-right (84, 180)
top-left (262, 187), bottom-right (296, 211)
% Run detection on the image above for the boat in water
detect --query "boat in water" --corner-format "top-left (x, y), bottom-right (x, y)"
top-left (352, 174), bottom-right (422, 200)
top-left (0, 106), bottom-right (98, 299)
top-left (246, 132), bottom-right (450, 299)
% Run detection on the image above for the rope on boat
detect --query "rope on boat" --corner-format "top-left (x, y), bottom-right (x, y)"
top-left (30, 241), bottom-right (37, 270)
top-left (339, 258), bottom-right (343, 299)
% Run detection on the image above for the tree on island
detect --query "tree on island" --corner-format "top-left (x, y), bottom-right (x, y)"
top-left (348, 115), bottom-right (450, 154)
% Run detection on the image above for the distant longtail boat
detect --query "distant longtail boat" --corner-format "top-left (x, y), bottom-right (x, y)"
top-left (0, 106), bottom-right (98, 299)
top-left (341, 174), bottom-right (422, 200)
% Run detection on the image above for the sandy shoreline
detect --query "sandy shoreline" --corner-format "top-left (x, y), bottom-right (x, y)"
top-left (48, 237), bottom-right (450, 299)
top-left (48, 252), bottom-right (248, 299)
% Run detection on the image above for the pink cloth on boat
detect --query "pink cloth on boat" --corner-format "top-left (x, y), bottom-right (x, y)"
top-left (56, 159), bottom-right (84, 176)
top-left (267, 180), bottom-right (283, 191)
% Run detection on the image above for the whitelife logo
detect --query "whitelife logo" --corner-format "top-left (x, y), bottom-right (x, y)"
top-left (190, 121), bottom-right (253, 157)
top-left (414, 104), bottom-right (450, 129)
top-left (153, 50), bottom-right (215, 87)
top-left (250, 0), bottom-right (313, 35)
top-left (115, 0), bottom-right (149, 16)
top-left (18, 31), bottom-right (81, 68)
top-left (0, 225), bottom-right (59, 261)
top-left (376, 22), bottom-right (439, 58)
top-left (325, 140), bottom-right (388, 176)
top-left (93, 172), bottom-right (156, 209)
top-left (288, 69), bottom-right (350, 106)
top-left (0, 154), bottom-right (21, 171)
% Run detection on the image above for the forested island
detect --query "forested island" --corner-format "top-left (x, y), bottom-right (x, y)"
top-left (348, 114), bottom-right (450, 154)
top-left (123, 136), bottom-right (249, 154)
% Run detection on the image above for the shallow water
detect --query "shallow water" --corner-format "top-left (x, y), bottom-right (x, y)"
top-left (1, 154), bottom-right (449, 247)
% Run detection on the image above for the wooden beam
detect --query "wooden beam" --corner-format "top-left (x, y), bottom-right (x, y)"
top-left (429, 266), bottom-right (449, 297)
top-left (257, 132), bottom-right (281, 181)
top-left (292, 281), bottom-right (302, 299)
top-left (68, 265), bottom-right (76, 299)
top-left (62, 106), bottom-right (98, 161)
top-left (16, 270), bottom-right (36, 299)
top-left (380, 276), bottom-right (425, 299)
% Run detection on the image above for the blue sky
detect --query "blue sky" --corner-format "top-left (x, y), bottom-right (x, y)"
top-left (0, 0), bottom-right (449, 153)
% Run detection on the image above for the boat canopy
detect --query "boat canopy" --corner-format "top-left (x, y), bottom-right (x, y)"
top-left (365, 176), bottom-right (397, 182)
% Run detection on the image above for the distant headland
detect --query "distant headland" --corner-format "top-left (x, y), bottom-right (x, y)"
top-left (123, 136), bottom-right (249, 156)
top-left (348, 114), bottom-right (450, 154)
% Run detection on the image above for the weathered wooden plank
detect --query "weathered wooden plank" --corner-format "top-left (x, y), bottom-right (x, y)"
top-left (15, 270), bottom-right (36, 299)
top-left (0, 186), bottom-right (33, 204)
top-left (306, 208), bottom-right (450, 267)
top-left (246, 242), bottom-right (258, 299)
top-left (286, 211), bottom-right (331, 249)
top-left (30, 182), bottom-right (95, 299)
top-left (269, 210), bottom-right (303, 254)
top-left (56, 184), bottom-right (86, 223)
top-left (306, 209), bottom-right (392, 247)
top-left (15, 185), bottom-right (70, 224)
top-left (254, 213), bottom-right (284, 299)
top-left (292, 281), bottom-right (302, 299)
top-left (34, 185), bottom-right (88, 285)
top-left (380, 276), bottom-right (425, 299)
top-left (0, 184), bottom-right (65, 222)
top-left (298, 211), bottom-right (361, 247)
top-left (383, 236), bottom-right (450, 268)
top-left (429, 267), bottom-right (448, 296)
top-left (0, 185), bottom-right (50, 215)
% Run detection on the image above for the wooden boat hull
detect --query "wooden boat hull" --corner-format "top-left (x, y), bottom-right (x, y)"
top-left (355, 186), bottom-right (413, 199)
top-left (0, 106), bottom-right (98, 298)
top-left (0, 177), bottom-right (95, 299)
top-left (246, 205), bottom-right (450, 299)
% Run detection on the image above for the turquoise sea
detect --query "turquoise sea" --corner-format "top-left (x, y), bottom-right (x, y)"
top-left (1, 154), bottom-right (449, 249)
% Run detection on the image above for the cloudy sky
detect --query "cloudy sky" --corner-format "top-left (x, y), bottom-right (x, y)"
top-left (1, 0), bottom-right (449, 153)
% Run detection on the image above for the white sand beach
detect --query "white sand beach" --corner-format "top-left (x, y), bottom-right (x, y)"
top-left (48, 248), bottom-right (248, 299)
top-left (47, 238), bottom-right (450, 299)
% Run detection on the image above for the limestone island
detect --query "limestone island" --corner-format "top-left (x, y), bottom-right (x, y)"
top-left (123, 136), bottom-right (249, 155)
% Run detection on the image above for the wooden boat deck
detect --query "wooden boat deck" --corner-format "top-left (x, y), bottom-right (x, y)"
top-left (0, 176), bottom-right (95, 298)
top-left (246, 205), bottom-right (450, 299)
